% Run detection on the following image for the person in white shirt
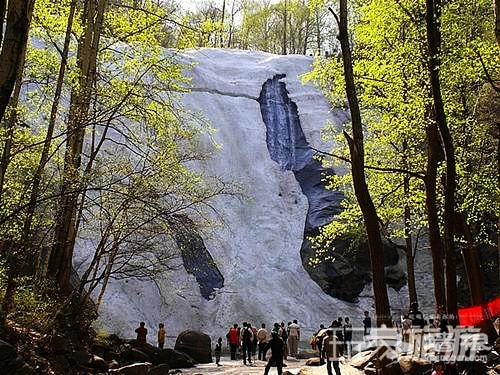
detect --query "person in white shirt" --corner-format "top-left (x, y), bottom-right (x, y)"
top-left (257, 323), bottom-right (269, 360)
top-left (287, 319), bottom-right (300, 357)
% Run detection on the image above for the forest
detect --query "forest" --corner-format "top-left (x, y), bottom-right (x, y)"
top-left (0, 0), bottom-right (498, 373)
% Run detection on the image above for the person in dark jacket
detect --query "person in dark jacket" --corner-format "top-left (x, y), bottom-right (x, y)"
top-left (263, 331), bottom-right (284, 375)
top-left (135, 322), bottom-right (147, 344)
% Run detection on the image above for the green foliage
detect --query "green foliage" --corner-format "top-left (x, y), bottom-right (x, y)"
top-left (304, 0), bottom-right (499, 261)
top-left (0, 265), bottom-right (60, 334)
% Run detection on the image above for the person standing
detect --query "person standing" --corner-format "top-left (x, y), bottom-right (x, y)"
top-left (287, 319), bottom-right (300, 357)
top-left (250, 323), bottom-right (259, 361)
top-left (322, 328), bottom-right (342, 375)
top-left (343, 317), bottom-right (352, 357)
top-left (263, 331), bottom-right (284, 375)
top-left (401, 314), bottom-right (412, 344)
top-left (241, 322), bottom-right (254, 365)
top-left (315, 324), bottom-right (327, 365)
top-left (135, 322), bottom-right (147, 344)
top-left (257, 323), bottom-right (269, 360)
top-left (227, 323), bottom-right (239, 360)
top-left (157, 323), bottom-right (166, 349)
top-left (279, 322), bottom-right (288, 360)
top-left (362, 311), bottom-right (371, 338)
top-left (214, 337), bottom-right (223, 367)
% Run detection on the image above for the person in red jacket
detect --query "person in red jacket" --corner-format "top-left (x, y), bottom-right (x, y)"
top-left (135, 322), bottom-right (147, 344)
top-left (226, 323), bottom-right (240, 360)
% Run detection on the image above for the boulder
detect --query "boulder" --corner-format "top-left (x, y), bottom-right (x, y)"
top-left (305, 357), bottom-right (322, 366)
top-left (121, 347), bottom-right (151, 363)
top-left (116, 362), bottom-right (151, 375)
top-left (69, 350), bottom-right (92, 366)
top-left (148, 363), bottom-right (170, 375)
top-left (398, 355), bottom-right (432, 375)
top-left (174, 330), bottom-right (211, 363)
top-left (350, 350), bottom-right (377, 369)
top-left (0, 339), bottom-right (35, 375)
top-left (296, 349), bottom-right (319, 359)
top-left (153, 348), bottom-right (196, 368)
top-left (90, 354), bottom-right (109, 372)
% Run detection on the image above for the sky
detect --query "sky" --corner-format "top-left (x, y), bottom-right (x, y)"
top-left (180, 0), bottom-right (282, 13)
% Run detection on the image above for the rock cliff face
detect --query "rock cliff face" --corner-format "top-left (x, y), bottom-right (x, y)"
top-left (81, 49), bottom-right (411, 339)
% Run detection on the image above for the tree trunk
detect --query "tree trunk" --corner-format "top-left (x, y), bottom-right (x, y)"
top-left (403, 172), bottom-right (418, 305)
top-left (49, 0), bottom-right (107, 291)
top-left (283, 0), bottom-right (287, 55)
top-left (0, 0), bottom-right (35, 123)
top-left (0, 0), bottom-right (35, 204)
top-left (456, 213), bottom-right (484, 305)
top-left (425, 120), bottom-right (447, 308)
top-left (331, 2), bottom-right (391, 327)
top-left (27, 2), bottom-right (77, 278)
top-left (220, 0), bottom-right (225, 48)
top-left (0, 0), bottom-right (6, 47)
top-left (495, 0), bottom-right (500, 45)
top-left (425, 0), bottom-right (458, 322)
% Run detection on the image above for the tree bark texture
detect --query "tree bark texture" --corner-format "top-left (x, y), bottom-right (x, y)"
top-left (0, 0), bottom-right (35, 123)
top-left (425, 0), bottom-right (458, 320)
top-left (331, 1), bottom-right (391, 327)
top-left (49, 0), bottom-right (107, 291)
top-left (403, 173), bottom-right (418, 305)
top-left (425, 121), bottom-right (447, 308)
top-left (456, 213), bottom-right (484, 306)
top-left (495, 0), bottom-right (500, 45)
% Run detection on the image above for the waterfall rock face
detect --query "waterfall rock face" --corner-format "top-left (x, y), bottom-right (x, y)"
top-left (82, 49), bottom-right (411, 340)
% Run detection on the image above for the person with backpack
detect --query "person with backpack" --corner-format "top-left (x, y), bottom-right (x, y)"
top-left (240, 322), bottom-right (254, 365)
top-left (279, 321), bottom-right (288, 360)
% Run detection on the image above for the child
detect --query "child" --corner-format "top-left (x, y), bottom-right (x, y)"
top-left (432, 362), bottom-right (445, 375)
top-left (157, 323), bottom-right (166, 349)
top-left (215, 337), bottom-right (223, 366)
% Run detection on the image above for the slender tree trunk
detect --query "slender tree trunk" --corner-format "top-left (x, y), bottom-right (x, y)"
top-left (220, 0), bottom-right (226, 48)
top-left (0, 0), bottom-right (6, 47)
top-left (426, 0), bottom-right (458, 322)
top-left (0, 0), bottom-right (35, 204)
top-left (425, 120), bottom-right (447, 308)
top-left (330, 3), bottom-right (391, 327)
top-left (0, 18), bottom-right (32, 321)
top-left (283, 0), bottom-right (287, 55)
top-left (403, 170), bottom-right (418, 305)
top-left (49, 0), bottom-right (107, 291)
top-left (495, 0), bottom-right (500, 45)
top-left (456, 213), bottom-right (484, 305)
top-left (0, 0), bottom-right (35, 123)
top-left (27, 2), bottom-right (77, 279)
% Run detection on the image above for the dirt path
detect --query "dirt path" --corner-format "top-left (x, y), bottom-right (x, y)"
top-left (176, 356), bottom-right (364, 375)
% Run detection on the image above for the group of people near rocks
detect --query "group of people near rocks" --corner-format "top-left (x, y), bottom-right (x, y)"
top-left (134, 321), bottom-right (166, 349)
top-left (223, 316), bottom-right (360, 375)
top-left (224, 320), bottom-right (301, 374)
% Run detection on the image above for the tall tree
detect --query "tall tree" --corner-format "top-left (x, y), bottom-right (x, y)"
top-left (425, 0), bottom-right (458, 319)
top-left (0, 0), bottom-right (35, 123)
top-left (329, 2), bottom-right (391, 326)
top-left (48, 0), bottom-right (108, 291)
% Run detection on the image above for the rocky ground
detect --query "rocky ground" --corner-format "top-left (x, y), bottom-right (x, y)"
top-left (177, 356), bottom-right (363, 375)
